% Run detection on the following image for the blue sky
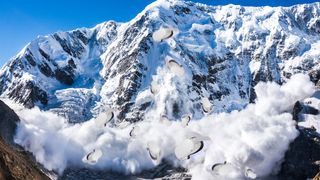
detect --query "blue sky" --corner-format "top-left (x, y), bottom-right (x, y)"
top-left (0, 0), bottom-right (318, 66)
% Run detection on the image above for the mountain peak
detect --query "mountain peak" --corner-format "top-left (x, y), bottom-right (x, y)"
top-left (0, 1), bottom-right (319, 123)
top-left (0, 1), bottom-right (320, 179)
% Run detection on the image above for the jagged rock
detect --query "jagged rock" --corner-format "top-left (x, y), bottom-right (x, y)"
top-left (8, 81), bottom-right (48, 108)
top-left (0, 100), bottom-right (50, 180)
top-left (278, 127), bottom-right (320, 179)
top-left (0, 100), bottom-right (19, 146)
top-left (0, 1), bottom-right (319, 124)
top-left (0, 6), bottom-right (319, 179)
top-left (292, 101), bottom-right (319, 121)
top-left (0, 1), bottom-right (319, 179)
top-left (0, 137), bottom-right (51, 180)
top-left (24, 49), bottom-right (36, 66)
top-left (292, 101), bottom-right (303, 121)
top-left (55, 68), bottom-right (75, 85)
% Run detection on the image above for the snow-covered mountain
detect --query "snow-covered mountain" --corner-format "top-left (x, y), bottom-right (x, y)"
top-left (0, 0), bottom-right (320, 124)
top-left (1, 0), bottom-right (320, 179)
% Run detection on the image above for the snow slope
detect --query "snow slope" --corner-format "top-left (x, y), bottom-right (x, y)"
top-left (0, 0), bottom-right (320, 179)
top-left (0, 0), bottom-right (320, 124)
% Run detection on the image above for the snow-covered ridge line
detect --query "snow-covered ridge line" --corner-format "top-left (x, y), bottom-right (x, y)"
top-left (0, 0), bottom-right (319, 179)
top-left (0, 0), bottom-right (319, 124)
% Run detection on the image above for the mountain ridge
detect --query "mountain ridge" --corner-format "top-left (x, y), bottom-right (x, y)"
top-left (0, 0), bottom-right (320, 179)
top-left (0, 0), bottom-right (320, 124)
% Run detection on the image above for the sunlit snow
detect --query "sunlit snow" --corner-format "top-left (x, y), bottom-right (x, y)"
top-left (3, 74), bottom-right (315, 179)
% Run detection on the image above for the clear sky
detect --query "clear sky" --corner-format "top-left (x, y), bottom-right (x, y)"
top-left (0, 0), bottom-right (318, 66)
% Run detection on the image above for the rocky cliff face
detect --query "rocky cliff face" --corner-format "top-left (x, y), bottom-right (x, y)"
top-left (0, 100), bottom-right (50, 180)
top-left (0, 0), bottom-right (320, 125)
top-left (0, 21), bottom-right (118, 122)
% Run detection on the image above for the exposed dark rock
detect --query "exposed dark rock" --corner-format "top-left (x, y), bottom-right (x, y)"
top-left (0, 100), bottom-right (19, 146)
top-left (172, 102), bottom-right (180, 116)
top-left (278, 127), bottom-right (320, 179)
top-left (303, 105), bottom-right (319, 115)
top-left (68, 58), bottom-right (77, 69)
top-left (139, 101), bottom-right (152, 111)
top-left (25, 50), bottom-right (36, 66)
top-left (310, 19), bottom-right (320, 34)
top-left (39, 48), bottom-right (51, 61)
top-left (173, 5), bottom-right (191, 15)
top-left (54, 34), bottom-right (73, 56)
top-left (8, 81), bottom-right (48, 108)
top-left (117, 102), bottom-right (134, 121)
top-left (8, 59), bottom-right (24, 74)
top-left (115, 69), bottom-right (144, 122)
top-left (73, 30), bottom-right (88, 45)
top-left (192, 74), bottom-right (206, 85)
top-left (292, 101), bottom-right (303, 121)
top-left (309, 70), bottom-right (320, 84)
top-left (38, 63), bottom-right (54, 77)
top-left (53, 33), bottom-right (85, 58)
top-left (135, 160), bottom-right (190, 180)
top-left (0, 1), bottom-right (319, 179)
top-left (0, 137), bottom-right (51, 180)
top-left (279, 101), bottom-right (320, 179)
top-left (55, 68), bottom-right (75, 85)
top-left (292, 101), bottom-right (319, 121)
top-left (0, 100), bottom-right (50, 180)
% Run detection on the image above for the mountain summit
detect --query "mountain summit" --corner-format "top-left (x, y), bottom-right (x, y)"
top-left (0, 0), bottom-right (319, 124)
top-left (0, 1), bottom-right (320, 179)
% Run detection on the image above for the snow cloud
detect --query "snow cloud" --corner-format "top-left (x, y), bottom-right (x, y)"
top-left (5, 73), bottom-right (315, 179)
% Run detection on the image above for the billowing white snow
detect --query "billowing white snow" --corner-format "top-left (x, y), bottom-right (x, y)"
top-left (1, 0), bottom-right (320, 125)
top-left (3, 74), bottom-right (315, 179)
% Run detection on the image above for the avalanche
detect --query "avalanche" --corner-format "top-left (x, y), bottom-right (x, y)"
top-left (4, 73), bottom-right (314, 179)
top-left (0, 0), bottom-right (320, 179)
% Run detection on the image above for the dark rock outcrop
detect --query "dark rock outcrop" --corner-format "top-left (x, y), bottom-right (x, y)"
top-left (0, 137), bottom-right (51, 180)
top-left (278, 127), bottom-right (320, 179)
top-left (292, 101), bottom-right (304, 121)
top-left (0, 1), bottom-right (320, 124)
top-left (0, 100), bottom-right (50, 180)
top-left (292, 101), bottom-right (319, 121)
top-left (279, 103), bottom-right (320, 179)
top-left (0, 100), bottom-right (19, 146)
top-left (8, 81), bottom-right (48, 108)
